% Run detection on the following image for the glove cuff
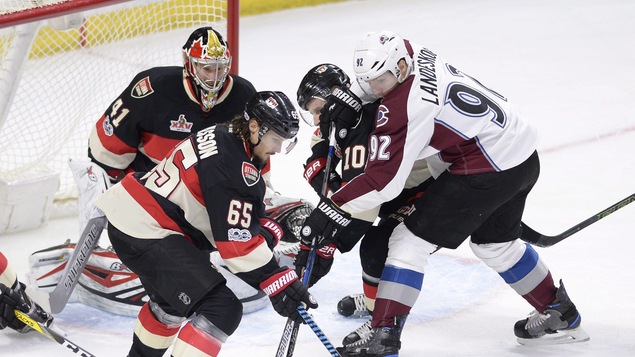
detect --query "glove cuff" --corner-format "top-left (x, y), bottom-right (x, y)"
top-left (260, 268), bottom-right (298, 297)
top-left (303, 158), bottom-right (326, 184)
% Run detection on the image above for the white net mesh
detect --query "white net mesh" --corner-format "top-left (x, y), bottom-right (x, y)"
top-left (0, 0), bottom-right (229, 210)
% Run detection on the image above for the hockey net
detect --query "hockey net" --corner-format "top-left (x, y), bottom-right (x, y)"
top-left (0, 0), bottom-right (237, 219)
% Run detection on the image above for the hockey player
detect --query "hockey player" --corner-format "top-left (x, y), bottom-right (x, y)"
top-left (300, 31), bottom-right (588, 356)
top-left (77, 26), bottom-right (257, 234)
top-left (46, 26), bottom-right (311, 316)
top-left (95, 91), bottom-right (317, 357)
top-left (296, 63), bottom-right (432, 346)
top-left (0, 252), bottom-right (52, 333)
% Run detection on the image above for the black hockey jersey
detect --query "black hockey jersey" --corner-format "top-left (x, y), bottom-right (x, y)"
top-left (88, 66), bottom-right (257, 182)
top-left (96, 125), bottom-right (280, 288)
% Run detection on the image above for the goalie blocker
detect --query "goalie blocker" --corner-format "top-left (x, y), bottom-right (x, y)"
top-left (27, 193), bottom-right (313, 317)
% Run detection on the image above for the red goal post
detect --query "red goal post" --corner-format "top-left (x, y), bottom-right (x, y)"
top-left (0, 0), bottom-right (239, 233)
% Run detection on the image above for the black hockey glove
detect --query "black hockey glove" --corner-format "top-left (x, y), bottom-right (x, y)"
top-left (294, 242), bottom-right (337, 287)
top-left (303, 158), bottom-right (342, 194)
top-left (300, 196), bottom-right (352, 246)
top-left (319, 86), bottom-right (362, 138)
top-left (0, 282), bottom-right (52, 333)
top-left (260, 268), bottom-right (318, 323)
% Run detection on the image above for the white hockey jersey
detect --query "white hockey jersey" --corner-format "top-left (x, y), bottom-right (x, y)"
top-left (332, 41), bottom-right (538, 214)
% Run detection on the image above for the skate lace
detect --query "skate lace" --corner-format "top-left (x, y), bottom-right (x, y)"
top-left (352, 293), bottom-right (367, 312)
top-left (348, 323), bottom-right (375, 347)
top-left (525, 310), bottom-right (550, 332)
top-left (355, 320), bottom-right (372, 337)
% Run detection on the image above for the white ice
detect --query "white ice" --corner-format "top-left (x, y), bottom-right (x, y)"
top-left (1, 0), bottom-right (635, 356)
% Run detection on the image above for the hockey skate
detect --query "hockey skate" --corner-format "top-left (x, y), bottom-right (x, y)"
top-left (342, 319), bottom-right (372, 345)
top-left (515, 280), bottom-right (589, 346)
top-left (338, 293), bottom-right (371, 318)
top-left (337, 315), bottom-right (406, 357)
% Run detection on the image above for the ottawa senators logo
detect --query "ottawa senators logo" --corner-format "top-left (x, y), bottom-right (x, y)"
top-left (242, 162), bottom-right (260, 186)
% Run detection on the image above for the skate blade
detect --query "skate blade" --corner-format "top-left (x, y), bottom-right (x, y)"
top-left (517, 327), bottom-right (590, 346)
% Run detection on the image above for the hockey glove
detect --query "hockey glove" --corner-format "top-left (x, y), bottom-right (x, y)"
top-left (301, 196), bottom-right (352, 246)
top-left (260, 217), bottom-right (284, 250)
top-left (260, 268), bottom-right (318, 323)
top-left (319, 86), bottom-right (363, 137)
top-left (303, 158), bottom-right (342, 194)
top-left (294, 242), bottom-right (337, 287)
top-left (0, 282), bottom-right (52, 333)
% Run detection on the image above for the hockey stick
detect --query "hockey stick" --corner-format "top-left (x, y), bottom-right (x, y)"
top-left (521, 192), bottom-right (635, 247)
top-left (14, 309), bottom-right (97, 356)
top-left (297, 306), bottom-right (340, 357)
top-left (27, 215), bottom-right (106, 314)
top-left (276, 127), bottom-right (337, 357)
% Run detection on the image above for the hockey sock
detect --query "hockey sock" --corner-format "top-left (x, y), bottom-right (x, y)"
top-left (0, 252), bottom-right (18, 289)
top-left (172, 314), bottom-right (228, 357)
top-left (128, 303), bottom-right (180, 357)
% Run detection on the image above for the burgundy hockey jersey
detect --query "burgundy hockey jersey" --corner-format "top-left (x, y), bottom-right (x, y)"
top-left (332, 42), bottom-right (538, 214)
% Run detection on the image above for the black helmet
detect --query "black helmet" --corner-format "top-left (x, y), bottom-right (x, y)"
top-left (245, 91), bottom-right (300, 140)
top-left (296, 63), bottom-right (350, 111)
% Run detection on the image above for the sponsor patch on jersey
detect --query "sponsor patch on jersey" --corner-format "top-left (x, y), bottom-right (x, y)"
top-left (376, 105), bottom-right (390, 128)
top-left (170, 114), bottom-right (193, 133)
top-left (228, 228), bottom-right (252, 242)
top-left (102, 115), bottom-right (114, 136)
top-left (242, 162), bottom-right (260, 186)
top-left (130, 76), bottom-right (154, 98)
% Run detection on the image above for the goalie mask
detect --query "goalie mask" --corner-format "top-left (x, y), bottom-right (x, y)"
top-left (296, 63), bottom-right (350, 125)
top-left (183, 27), bottom-right (232, 111)
top-left (353, 31), bottom-right (413, 98)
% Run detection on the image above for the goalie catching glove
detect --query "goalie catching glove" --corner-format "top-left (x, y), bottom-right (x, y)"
top-left (260, 267), bottom-right (318, 323)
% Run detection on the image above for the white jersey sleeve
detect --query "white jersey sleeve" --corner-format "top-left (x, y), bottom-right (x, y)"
top-left (331, 43), bottom-right (538, 214)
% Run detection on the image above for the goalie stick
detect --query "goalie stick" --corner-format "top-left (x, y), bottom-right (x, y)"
top-left (521, 192), bottom-right (635, 247)
top-left (27, 215), bottom-right (106, 314)
top-left (14, 310), bottom-right (97, 356)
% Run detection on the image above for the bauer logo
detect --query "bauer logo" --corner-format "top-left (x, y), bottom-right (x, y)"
top-left (242, 162), bottom-right (260, 186)
top-left (131, 76), bottom-right (154, 98)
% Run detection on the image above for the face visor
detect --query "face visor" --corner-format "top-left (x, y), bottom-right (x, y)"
top-left (188, 56), bottom-right (231, 110)
top-left (356, 70), bottom-right (399, 98)
top-left (259, 128), bottom-right (298, 155)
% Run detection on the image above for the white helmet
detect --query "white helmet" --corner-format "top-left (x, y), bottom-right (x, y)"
top-left (353, 31), bottom-right (413, 85)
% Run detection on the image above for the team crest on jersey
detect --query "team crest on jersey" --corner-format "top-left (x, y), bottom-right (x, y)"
top-left (102, 115), bottom-right (114, 136)
top-left (170, 114), bottom-right (193, 133)
top-left (242, 162), bottom-right (260, 186)
top-left (131, 76), bottom-right (154, 98)
top-left (376, 105), bottom-right (390, 128)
